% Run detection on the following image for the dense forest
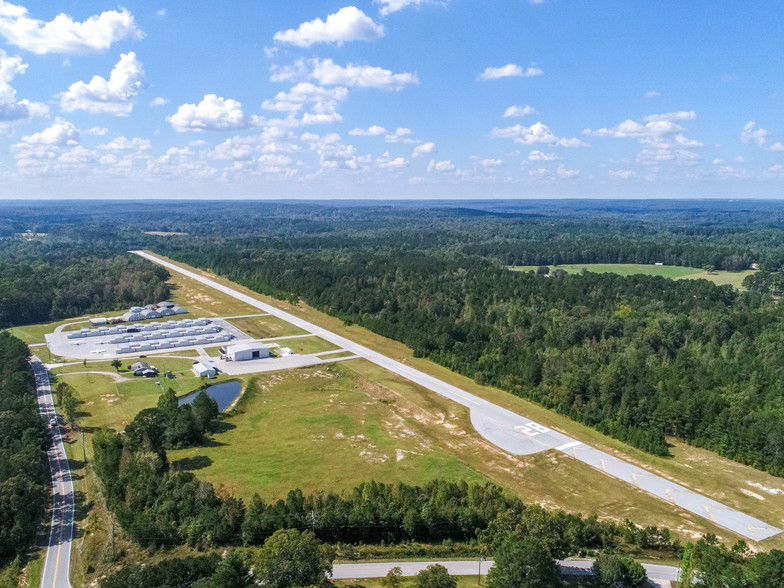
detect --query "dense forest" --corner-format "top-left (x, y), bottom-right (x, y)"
top-left (0, 332), bottom-right (48, 568)
top-left (0, 242), bottom-right (170, 327)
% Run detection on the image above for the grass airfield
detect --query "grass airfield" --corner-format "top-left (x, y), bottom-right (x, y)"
top-left (12, 255), bottom-right (784, 584)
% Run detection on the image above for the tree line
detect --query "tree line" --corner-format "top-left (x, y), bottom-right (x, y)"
top-left (0, 332), bottom-right (49, 568)
top-left (0, 244), bottom-right (170, 327)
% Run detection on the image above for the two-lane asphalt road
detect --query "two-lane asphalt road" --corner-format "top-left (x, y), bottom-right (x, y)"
top-left (132, 251), bottom-right (781, 541)
top-left (331, 559), bottom-right (680, 587)
top-left (31, 356), bottom-right (74, 588)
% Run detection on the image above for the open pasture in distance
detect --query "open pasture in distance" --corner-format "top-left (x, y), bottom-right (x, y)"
top-left (509, 263), bottom-right (703, 278)
top-left (227, 315), bottom-right (308, 339)
top-left (509, 264), bottom-right (757, 290)
top-left (677, 268), bottom-right (757, 289)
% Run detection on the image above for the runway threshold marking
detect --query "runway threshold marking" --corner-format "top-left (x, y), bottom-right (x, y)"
top-left (555, 440), bottom-right (582, 451)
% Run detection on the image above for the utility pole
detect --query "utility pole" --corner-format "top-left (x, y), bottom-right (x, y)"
top-left (110, 521), bottom-right (115, 561)
top-left (81, 428), bottom-right (86, 463)
top-left (478, 555), bottom-right (483, 586)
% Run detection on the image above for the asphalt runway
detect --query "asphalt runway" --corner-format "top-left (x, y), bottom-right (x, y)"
top-left (133, 250), bottom-right (782, 542)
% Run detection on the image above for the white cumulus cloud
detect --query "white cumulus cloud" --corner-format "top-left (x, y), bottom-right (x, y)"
top-left (167, 94), bottom-right (257, 132)
top-left (642, 110), bottom-right (696, 122)
top-left (98, 136), bottom-right (151, 150)
top-left (59, 52), bottom-right (147, 116)
top-left (740, 121), bottom-right (770, 146)
top-left (556, 163), bottom-right (579, 178)
top-left (312, 58), bottom-right (418, 90)
top-left (471, 156), bottom-right (503, 170)
top-left (608, 169), bottom-right (636, 179)
top-left (489, 122), bottom-right (587, 147)
top-left (427, 159), bottom-right (454, 172)
top-left (376, 152), bottom-right (408, 168)
top-left (262, 82), bottom-right (348, 112)
top-left (0, 2), bottom-right (142, 54)
top-left (150, 96), bottom-right (168, 107)
top-left (504, 105), bottom-right (536, 118)
top-left (374, 0), bottom-right (438, 16)
top-left (528, 150), bottom-right (560, 161)
top-left (274, 6), bottom-right (384, 47)
top-left (349, 125), bottom-right (387, 136)
top-left (412, 142), bottom-right (435, 157)
top-left (0, 48), bottom-right (47, 123)
top-left (273, 58), bottom-right (418, 91)
top-left (478, 64), bottom-right (542, 81)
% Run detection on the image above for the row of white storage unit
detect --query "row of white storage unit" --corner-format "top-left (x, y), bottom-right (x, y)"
top-left (108, 326), bottom-right (222, 344)
top-left (67, 318), bottom-right (213, 339)
top-left (116, 333), bottom-right (233, 354)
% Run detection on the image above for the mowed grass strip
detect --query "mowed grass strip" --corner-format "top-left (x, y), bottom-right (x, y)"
top-left (228, 315), bottom-right (308, 339)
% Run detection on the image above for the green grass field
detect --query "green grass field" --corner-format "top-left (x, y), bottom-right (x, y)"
top-left (272, 335), bottom-right (340, 355)
top-left (167, 363), bottom-right (488, 501)
top-left (508, 263), bottom-right (756, 290)
top-left (53, 358), bottom-right (238, 435)
top-left (228, 315), bottom-right (308, 339)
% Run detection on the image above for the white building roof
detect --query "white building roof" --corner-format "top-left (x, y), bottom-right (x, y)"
top-left (227, 342), bottom-right (270, 353)
top-left (192, 361), bottom-right (217, 373)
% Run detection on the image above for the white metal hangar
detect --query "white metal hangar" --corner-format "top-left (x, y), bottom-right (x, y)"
top-left (226, 342), bottom-right (271, 361)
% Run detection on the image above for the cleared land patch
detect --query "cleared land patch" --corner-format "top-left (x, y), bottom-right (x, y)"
top-left (509, 264), bottom-right (757, 290)
top-left (509, 263), bottom-right (703, 278)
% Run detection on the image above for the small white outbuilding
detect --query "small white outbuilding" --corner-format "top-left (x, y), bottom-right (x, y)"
top-left (226, 342), bottom-right (271, 361)
top-left (192, 361), bottom-right (217, 378)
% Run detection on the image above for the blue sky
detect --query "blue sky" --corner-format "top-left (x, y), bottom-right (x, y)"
top-left (0, 0), bottom-right (783, 199)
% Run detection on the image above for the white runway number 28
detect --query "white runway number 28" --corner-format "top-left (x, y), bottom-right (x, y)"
top-left (514, 422), bottom-right (550, 436)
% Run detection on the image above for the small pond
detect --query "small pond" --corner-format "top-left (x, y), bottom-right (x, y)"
top-left (178, 380), bottom-right (242, 412)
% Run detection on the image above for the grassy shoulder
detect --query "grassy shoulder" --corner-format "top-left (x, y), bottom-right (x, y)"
top-left (228, 315), bottom-right (308, 339)
top-left (144, 252), bottom-right (784, 549)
